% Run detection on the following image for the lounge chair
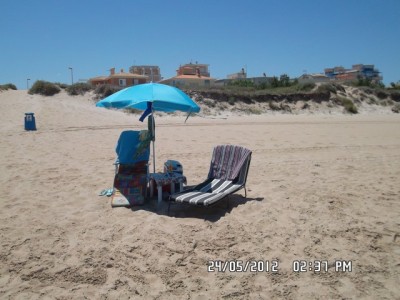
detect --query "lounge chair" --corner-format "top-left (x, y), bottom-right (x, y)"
top-left (111, 130), bottom-right (151, 207)
top-left (168, 145), bottom-right (252, 211)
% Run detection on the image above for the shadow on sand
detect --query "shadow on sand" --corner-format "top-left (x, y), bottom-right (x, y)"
top-left (127, 193), bottom-right (264, 222)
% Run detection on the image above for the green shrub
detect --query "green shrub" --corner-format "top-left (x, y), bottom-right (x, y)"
top-left (203, 98), bottom-right (216, 107)
top-left (124, 108), bottom-right (141, 114)
top-left (280, 103), bottom-right (292, 112)
top-left (339, 96), bottom-right (358, 114)
top-left (269, 101), bottom-right (281, 110)
top-left (242, 107), bottom-right (263, 114)
top-left (366, 96), bottom-right (377, 105)
top-left (390, 92), bottom-right (400, 102)
top-left (228, 80), bottom-right (255, 88)
top-left (54, 82), bottom-right (69, 89)
top-left (195, 94), bottom-right (204, 102)
top-left (376, 90), bottom-right (388, 99)
top-left (298, 82), bottom-right (316, 92)
top-left (0, 83), bottom-right (17, 90)
top-left (392, 103), bottom-right (400, 113)
top-left (29, 80), bottom-right (60, 96)
top-left (316, 83), bottom-right (337, 94)
top-left (201, 107), bottom-right (211, 114)
top-left (381, 99), bottom-right (394, 106)
top-left (94, 84), bottom-right (121, 99)
top-left (228, 96), bottom-right (236, 105)
top-left (389, 82), bottom-right (400, 89)
top-left (67, 83), bottom-right (93, 96)
top-left (362, 88), bottom-right (374, 95)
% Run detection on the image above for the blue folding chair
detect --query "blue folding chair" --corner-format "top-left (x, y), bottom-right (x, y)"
top-left (112, 130), bottom-right (151, 207)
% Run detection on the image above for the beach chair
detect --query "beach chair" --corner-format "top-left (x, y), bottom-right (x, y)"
top-left (168, 145), bottom-right (252, 212)
top-left (111, 130), bottom-right (151, 207)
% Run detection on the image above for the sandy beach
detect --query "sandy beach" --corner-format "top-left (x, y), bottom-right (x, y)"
top-left (0, 90), bottom-right (399, 299)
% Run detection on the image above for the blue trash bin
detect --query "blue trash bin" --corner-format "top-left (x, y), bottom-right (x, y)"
top-left (24, 113), bottom-right (37, 131)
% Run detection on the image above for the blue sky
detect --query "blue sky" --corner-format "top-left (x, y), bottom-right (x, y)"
top-left (2, 0), bottom-right (400, 89)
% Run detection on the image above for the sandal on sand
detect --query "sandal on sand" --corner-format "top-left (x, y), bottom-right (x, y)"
top-left (99, 189), bottom-right (113, 196)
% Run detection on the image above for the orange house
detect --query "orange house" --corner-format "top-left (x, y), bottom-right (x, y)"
top-left (89, 68), bottom-right (148, 87)
top-left (160, 63), bottom-right (215, 88)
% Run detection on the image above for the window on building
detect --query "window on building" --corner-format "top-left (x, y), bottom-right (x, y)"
top-left (119, 79), bottom-right (126, 86)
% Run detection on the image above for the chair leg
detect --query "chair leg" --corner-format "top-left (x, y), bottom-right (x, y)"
top-left (244, 186), bottom-right (247, 198)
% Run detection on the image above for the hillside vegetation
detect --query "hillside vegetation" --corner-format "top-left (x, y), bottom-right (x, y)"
top-left (187, 83), bottom-right (400, 115)
top-left (0, 83), bottom-right (17, 91)
top-left (6, 79), bottom-right (400, 114)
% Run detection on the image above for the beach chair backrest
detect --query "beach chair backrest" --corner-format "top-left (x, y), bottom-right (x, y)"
top-left (115, 130), bottom-right (150, 165)
top-left (236, 152), bottom-right (251, 185)
top-left (207, 145), bottom-right (252, 181)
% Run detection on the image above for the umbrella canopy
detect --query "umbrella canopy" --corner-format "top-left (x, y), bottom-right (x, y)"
top-left (96, 83), bottom-right (200, 174)
top-left (96, 83), bottom-right (200, 113)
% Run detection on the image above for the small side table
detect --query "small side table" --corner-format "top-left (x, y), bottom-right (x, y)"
top-left (148, 172), bottom-right (187, 205)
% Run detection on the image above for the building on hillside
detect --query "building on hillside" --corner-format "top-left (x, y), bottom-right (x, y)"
top-left (89, 76), bottom-right (109, 86)
top-left (178, 63), bottom-right (210, 77)
top-left (88, 68), bottom-right (148, 87)
top-left (160, 62), bottom-right (215, 88)
top-left (298, 73), bottom-right (330, 84)
top-left (215, 70), bottom-right (274, 86)
top-left (227, 68), bottom-right (247, 80)
top-left (324, 64), bottom-right (381, 83)
top-left (129, 65), bottom-right (162, 82)
top-left (250, 76), bottom-right (276, 85)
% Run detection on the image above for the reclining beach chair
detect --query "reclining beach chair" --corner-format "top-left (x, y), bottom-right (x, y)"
top-left (111, 130), bottom-right (151, 207)
top-left (168, 145), bottom-right (251, 212)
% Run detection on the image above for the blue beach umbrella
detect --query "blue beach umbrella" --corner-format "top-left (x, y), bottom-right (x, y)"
top-left (96, 83), bottom-right (201, 172)
top-left (96, 83), bottom-right (200, 113)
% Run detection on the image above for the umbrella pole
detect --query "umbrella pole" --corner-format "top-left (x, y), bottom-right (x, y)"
top-left (152, 140), bottom-right (155, 173)
top-left (152, 111), bottom-right (156, 174)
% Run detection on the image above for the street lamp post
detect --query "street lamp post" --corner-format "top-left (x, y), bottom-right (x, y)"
top-left (27, 78), bottom-right (30, 90)
top-left (68, 67), bottom-right (74, 85)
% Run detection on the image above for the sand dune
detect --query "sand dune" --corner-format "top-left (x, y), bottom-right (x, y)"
top-left (0, 90), bottom-right (399, 299)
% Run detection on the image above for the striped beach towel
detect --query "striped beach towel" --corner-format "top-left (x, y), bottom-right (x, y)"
top-left (207, 145), bottom-right (252, 181)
